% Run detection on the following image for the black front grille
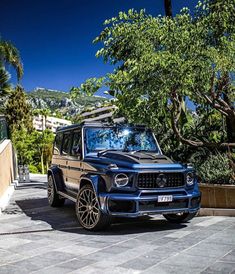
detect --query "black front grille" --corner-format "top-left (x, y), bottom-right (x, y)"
top-left (137, 173), bottom-right (184, 189)
top-left (139, 199), bottom-right (188, 211)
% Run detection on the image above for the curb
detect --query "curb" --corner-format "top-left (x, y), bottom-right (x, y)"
top-left (199, 208), bottom-right (235, 217)
top-left (0, 180), bottom-right (18, 214)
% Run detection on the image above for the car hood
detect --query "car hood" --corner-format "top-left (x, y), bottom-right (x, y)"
top-left (85, 151), bottom-right (185, 170)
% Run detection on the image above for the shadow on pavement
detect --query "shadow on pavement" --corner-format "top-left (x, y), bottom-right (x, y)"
top-left (15, 196), bottom-right (187, 236)
top-left (16, 183), bottom-right (47, 190)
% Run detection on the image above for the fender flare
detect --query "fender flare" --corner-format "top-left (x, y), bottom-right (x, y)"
top-left (79, 174), bottom-right (100, 194)
top-left (48, 166), bottom-right (65, 192)
top-left (79, 174), bottom-right (107, 213)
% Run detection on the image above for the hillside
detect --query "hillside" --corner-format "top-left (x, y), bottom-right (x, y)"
top-left (27, 87), bottom-right (109, 119)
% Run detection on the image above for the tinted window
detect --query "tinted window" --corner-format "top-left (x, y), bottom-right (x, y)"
top-left (62, 133), bottom-right (72, 155)
top-left (54, 132), bottom-right (63, 155)
top-left (71, 130), bottom-right (81, 157)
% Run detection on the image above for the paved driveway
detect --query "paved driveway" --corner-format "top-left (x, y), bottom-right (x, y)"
top-left (0, 174), bottom-right (235, 274)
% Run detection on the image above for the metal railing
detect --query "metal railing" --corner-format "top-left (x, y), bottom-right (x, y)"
top-left (0, 115), bottom-right (8, 143)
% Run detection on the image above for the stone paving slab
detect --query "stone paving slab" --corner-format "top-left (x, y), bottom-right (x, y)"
top-left (0, 175), bottom-right (235, 274)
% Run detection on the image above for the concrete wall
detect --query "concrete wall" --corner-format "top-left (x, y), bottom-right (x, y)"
top-left (0, 140), bottom-right (15, 211)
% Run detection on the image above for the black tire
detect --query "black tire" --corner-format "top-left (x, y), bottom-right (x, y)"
top-left (76, 184), bottom-right (111, 231)
top-left (163, 212), bottom-right (197, 223)
top-left (47, 175), bottom-right (65, 207)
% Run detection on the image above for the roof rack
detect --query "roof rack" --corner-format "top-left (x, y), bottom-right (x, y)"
top-left (56, 124), bottom-right (81, 132)
top-left (56, 121), bottom-right (147, 132)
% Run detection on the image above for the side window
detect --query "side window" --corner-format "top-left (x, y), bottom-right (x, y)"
top-left (71, 130), bottom-right (81, 157)
top-left (62, 132), bottom-right (72, 155)
top-left (54, 132), bottom-right (63, 155)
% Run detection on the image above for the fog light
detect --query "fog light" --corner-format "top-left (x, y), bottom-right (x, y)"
top-left (191, 197), bottom-right (201, 208)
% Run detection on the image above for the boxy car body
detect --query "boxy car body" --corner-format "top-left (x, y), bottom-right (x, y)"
top-left (47, 122), bottom-right (201, 230)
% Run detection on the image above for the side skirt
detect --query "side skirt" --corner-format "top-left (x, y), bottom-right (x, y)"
top-left (57, 190), bottom-right (77, 203)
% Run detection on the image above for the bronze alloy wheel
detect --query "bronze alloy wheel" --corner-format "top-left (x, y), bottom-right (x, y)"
top-left (47, 175), bottom-right (65, 207)
top-left (76, 185), bottom-right (111, 231)
top-left (47, 176), bottom-right (54, 205)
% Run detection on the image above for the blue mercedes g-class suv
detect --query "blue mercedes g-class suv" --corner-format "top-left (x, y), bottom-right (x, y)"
top-left (48, 122), bottom-right (201, 231)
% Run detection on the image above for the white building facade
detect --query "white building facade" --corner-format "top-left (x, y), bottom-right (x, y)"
top-left (33, 115), bottom-right (72, 133)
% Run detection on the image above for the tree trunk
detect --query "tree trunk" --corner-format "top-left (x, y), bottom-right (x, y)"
top-left (226, 113), bottom-right (235, 143)
top-left (41, 150), bottom-right (44, 174)
top-left (223, 93), bottom-right (235, 143)
top-left (222, 73), bottom-right (235, 143)
top-left (46, 160), bottom-right (49, 172)
top-left (164, 0), bottom-right (173, 17)
top-left (44, 115), bottom-right (47, 131)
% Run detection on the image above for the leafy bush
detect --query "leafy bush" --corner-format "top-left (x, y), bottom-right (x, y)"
top-left (196, 153), bottom-right (234, 185)
top-left (28, 164), bottom-right (39, 174)
top-left (12, 127), bottom-right (54, 174)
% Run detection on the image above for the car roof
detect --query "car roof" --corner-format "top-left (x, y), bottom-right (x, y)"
top-left (56, 121), bottom-right (146, 133)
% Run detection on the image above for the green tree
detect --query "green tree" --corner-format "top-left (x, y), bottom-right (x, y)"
top-left (11, 128), bottom-right (54, 173)
top-left (43, 130), bottom-right (54, 171)
top-left (5, 85), bottom-right (33, 132)
top-left (38, 129), bottom-right (54, 174)
top-left (90, 1), bottom-right (235, 148)
top-left (40, 108), bottom-right (51, 130)
top-left (11, 127), bottom-right (35, 165)
top-left (70, 77), bottom-right (104, 98)
top-left (0, 38), bottom-right (23, 96)
top-left (53, 109), bottom-right (63, 119)
top-left (204, 0), bottom-right (235, 143)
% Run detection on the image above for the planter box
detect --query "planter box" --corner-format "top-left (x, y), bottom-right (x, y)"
top-left (199, 183), bottom-right (235, 209)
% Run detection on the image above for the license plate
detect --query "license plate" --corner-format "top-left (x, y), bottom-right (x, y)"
top-left (158, 195), bottom-right (173, 202)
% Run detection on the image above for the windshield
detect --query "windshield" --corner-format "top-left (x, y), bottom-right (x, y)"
top-left (85, 127), bottom-right (159, 155)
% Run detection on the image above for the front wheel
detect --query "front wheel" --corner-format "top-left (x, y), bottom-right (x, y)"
top-left (163, 212), bottom-right (197, 223)
top-left (76, 185), bottom-right (111, 231)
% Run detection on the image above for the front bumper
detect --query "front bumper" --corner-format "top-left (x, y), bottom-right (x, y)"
top-left (99, 188), bottom-right (201, 217)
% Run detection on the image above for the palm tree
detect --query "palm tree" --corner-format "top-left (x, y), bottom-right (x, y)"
top-left (38, 108), bottom-right (51, 174)
top-left (40, 108), bottom-right (51, 131)
top-left (0, 68), bottom-right (11, 96)
top-left (164, 0), bottom-right (173, 17)
top-left (0, 38), bottom-right (23, 96)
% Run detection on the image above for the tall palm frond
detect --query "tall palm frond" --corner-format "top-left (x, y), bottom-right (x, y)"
top-left (0, 40), bottom-right (23, 81)
top-left (0, 68), bottom-right (11, 96)
top-left (0, 38), bottom-right (23, 97)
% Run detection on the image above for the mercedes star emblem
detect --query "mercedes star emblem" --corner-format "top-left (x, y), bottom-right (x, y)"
top-left (156, 173), bottom-right (167, 188)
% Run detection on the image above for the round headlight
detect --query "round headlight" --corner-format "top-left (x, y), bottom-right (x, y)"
top-left (114, 173), bottom-right (129, 187)
top-left (186, 172), bottom-right (194, 186)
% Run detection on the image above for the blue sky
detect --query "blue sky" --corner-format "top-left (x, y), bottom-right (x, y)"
top-left (1, 0), bottom-right (198, 94)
